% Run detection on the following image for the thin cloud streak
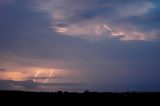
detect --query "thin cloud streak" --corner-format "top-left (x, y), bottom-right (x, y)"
top-left (0, 79), bottom-right (81, 90)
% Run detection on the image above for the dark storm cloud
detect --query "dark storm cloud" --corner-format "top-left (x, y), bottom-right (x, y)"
top-left (0, 80), bottom-right (37, 90)
top-left (0, 79), bottom-right (80, 90)
top-left (0, 0), bottom-right (159, 63)
top-left (0, 0), bottom-right (159, 54)
top-left (28, 76), bottom-right (63, 80)
top-left (0, 68), bottom-right (6, 71)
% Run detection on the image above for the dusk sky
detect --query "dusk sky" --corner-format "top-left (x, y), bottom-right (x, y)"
top-left (0, 0), bottom-right (160, 92)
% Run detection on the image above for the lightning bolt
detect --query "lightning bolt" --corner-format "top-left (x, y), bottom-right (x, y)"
top-left (43, 69), bottom-right (54, 83)
top-left (103, 25), bottom-right (112, 32)
top-left (33, 70), bottom-right (41, 82)
top-left (96, 24), bottom-right (145, 40)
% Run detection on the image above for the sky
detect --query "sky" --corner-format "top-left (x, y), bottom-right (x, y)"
top-left (0, 0), bottom-right (160, 92)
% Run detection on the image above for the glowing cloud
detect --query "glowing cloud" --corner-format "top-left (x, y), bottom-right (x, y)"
top-left (32, 0), bottom-right (157, 41)
top-left (53, 23), bottom-right (149, 41)
top-left (54, 26), bottom-right (68, 33)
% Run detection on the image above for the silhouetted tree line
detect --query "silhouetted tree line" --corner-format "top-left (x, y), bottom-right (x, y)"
top-left (0, 90), bottom-right (160, 104)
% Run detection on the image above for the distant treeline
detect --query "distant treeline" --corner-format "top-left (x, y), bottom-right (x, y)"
top-left (0, 90), bottom-right (160, 104)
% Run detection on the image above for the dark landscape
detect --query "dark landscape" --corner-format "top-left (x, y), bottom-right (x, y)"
top-left (1, 90), bottom-right (160, 104)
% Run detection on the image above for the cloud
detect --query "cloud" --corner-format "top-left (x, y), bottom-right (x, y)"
top-left (29, 76), bottom-right (62, 80)
top-left (31, 0), bottom-right (158, 41)
top-left (116, 1), bottom-right (155, 17)
top-left (0, 79), bottom-right (80, 90)
top-left (0, 68), bottom-right (6, 71)
top-left (53, 22), bottom-right (148, 41)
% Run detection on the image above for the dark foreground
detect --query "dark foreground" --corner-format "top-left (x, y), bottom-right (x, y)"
top-left (1, 90), bottom-right (160, 104)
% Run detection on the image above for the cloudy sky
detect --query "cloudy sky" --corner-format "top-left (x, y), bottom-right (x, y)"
top-left (0, 0), bottom-right (160, 92)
